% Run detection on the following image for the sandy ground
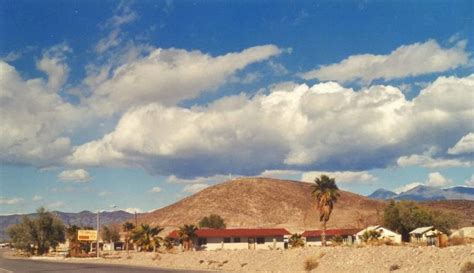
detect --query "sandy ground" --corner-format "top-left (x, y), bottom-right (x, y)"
top-left (13, 245), bottom-right (474, 273)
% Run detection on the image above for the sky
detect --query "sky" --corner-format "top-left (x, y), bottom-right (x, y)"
top-left (0, 0), bottom-right (473, 215)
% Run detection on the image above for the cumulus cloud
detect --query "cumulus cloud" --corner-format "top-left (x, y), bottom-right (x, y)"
top-left (0, 197), bottom-right (24, 205)
top-left (448, 133), bottom-right (474, 155)
top-left (425, 172), bottom-right (453, 187)
top-left (36, 43), bottom-right (72, 91)
top-left (85, 45), bottom-right (282, 115)
top-left (32, 195), bottom-right (44, 201)
top-left (150, 186), bottom-right (162, 193)
top-left (465, 175), bottom-right (474, 187)
top-left (0, 60), bottom-right (83, 166)
top-left (183, 183), bottom-right (209, 193)
top-left (301, 171), bottom-right (377, 184)
top-left (393, 182), bottom-right (424, 194)
top-left (301, 40), bottom-right (469, 83)
top-left (397, 154), bottom-right (472, 168)
top-left (166, 174), bottom-right (234, 184)
top-left (69, 74), bottom-right (474, 178)
top-left (46, 201), bottom-right (65, 209)
top-left (58, 169), bottom-right (91, 183)
top-left (124, 207), bottom-right (142, 213)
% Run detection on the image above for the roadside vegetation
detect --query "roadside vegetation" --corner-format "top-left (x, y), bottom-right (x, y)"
top-left (7, 207), bottom-right (65, 255)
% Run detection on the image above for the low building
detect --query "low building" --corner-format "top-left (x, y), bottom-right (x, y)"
top-left (409, 226), bottom-right (441, 245)
top-left (168, 228), bottom-right (291, 250)
top-left (355, 225), bottom-right (402, 244)
top-left (302, 228), bottom-right (360, 246)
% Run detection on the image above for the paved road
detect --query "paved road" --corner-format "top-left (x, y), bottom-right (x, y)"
top-left (0, 250), bottom-right (206, 273)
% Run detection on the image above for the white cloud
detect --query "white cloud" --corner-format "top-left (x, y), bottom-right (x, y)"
top-left (98, 191), bottom-right (111, 197)
top-left (301, 39), bottom-right (469, 83)
top-left (95, 29), bottom-right (121, 54)
top-left (425, 172), bottom-right (453, 187)
top-left (301, 171), bottom-right (377, 184)
top-left (69, 74), bottom-right (474, 178)
top-left (32, 195), bottom-right (44, 201)
top-left (183, 183), bottom-right (209, 193)
top-left (124, 207), bottom-right (142, 213)
top-left (46, 201), bottom-right (65, 209)
top-left (0, 59), bottom-right (83, 167)
top-left (393, 182), bottom-right (424, 194)
top-left (36, 43), bottom-right (72, 91)
top-left (259, 170), bottom-right (302, 180)
top-left (448, 133), bottom-right (474, 155)
top-left (397, 154), bottom-right (472, 168)
top-left (0, 197), bottom-right (24, 205)
top-left (465, 175), bottom-right (474, 187)
top-left (58, 169), bottom-right (91, 183)
top-left (150, 186), bottom-right (162, 193)
top-left (85, 45), bottom-right (282, 115)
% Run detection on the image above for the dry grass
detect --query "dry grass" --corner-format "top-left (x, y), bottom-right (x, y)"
top-left (460, 261), bottom-right (474, 273)
top-left (389, 264), bottom-right (400, 271)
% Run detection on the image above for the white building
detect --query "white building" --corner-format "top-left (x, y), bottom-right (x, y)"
top-left (450, 227), bottom-right (474, 239)
top-left (168, 228), bottom-right (290, 250)
top-left (409, 226), bottom-right (441, 244)
top-left (355, 225), bottom-right (402, 244)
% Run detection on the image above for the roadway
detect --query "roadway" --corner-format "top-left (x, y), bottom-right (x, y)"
top-left (0, 250), bottom-right (207, 273)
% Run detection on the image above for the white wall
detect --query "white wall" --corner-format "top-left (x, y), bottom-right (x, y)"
top-left (199, 236), bottom-right (285, 251)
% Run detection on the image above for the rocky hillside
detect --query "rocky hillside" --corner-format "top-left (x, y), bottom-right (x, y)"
top-left (140, 177), bottom-right (474, 232)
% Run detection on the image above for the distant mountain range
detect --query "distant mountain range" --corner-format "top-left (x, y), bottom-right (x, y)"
top-left (0, 210), bottom-right (133, 241)
top-left (368, 185), bottom-right (474, 201)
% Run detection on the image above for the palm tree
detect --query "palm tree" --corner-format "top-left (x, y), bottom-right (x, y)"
top-left (122, 222), bottom-right (135, 253)
top-left (66, 225), bottom-right (81, 257)
top-left (131, 224), bottom-right (163, 252)
top-left (178, 224), bottom-right (198, 251)
top-left (311, 174), bottom-right (340, 246)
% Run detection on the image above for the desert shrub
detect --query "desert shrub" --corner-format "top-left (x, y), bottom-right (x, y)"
top-left (460, 261), bottom-right (474, 273)
top-left (289, 233), bottom-right (305, 248)
top-left (449, 236), bottom-right (467, 246)
top-left (331, 235), bottom-right (343, 245)
top-left (198, 214), bottom-right (226, 229)
top-left (304, 256), bottom-right (319, 271)
top-left (389, 264), bottom-right (400, 271)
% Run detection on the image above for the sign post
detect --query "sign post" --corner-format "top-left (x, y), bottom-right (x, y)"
top-left (77, 230), bottom-right (98, 241)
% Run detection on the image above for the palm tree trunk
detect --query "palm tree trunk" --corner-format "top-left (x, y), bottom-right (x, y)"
top-left (322, 220), bottom-right (327, 247)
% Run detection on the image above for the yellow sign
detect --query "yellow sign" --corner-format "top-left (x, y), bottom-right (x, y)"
top-left (78, 230), bottom-right (98, 241)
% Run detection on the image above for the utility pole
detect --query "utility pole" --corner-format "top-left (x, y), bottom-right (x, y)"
top-left (96, 210), bottom-right (100, 258)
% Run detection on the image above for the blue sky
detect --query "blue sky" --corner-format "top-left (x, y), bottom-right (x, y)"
top-left (0, 0), bottom-right (473, 215)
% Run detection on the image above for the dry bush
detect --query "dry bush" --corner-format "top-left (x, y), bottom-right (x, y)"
top-left (304, 256), bottom-right (319, 271)
top-left (460, 261), bottom-right (474, 273)
top-left (389, 264), bottom-right (400, 271)
top-left (449, 237), bottom-right (467, 246)
top-left (384, 240), bottom-right (400, 246)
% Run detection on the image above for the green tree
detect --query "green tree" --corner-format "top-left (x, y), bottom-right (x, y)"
top-left (311, 175), bottom-right (340, 246)
top-left (122, 221), bottom-right (135, 253)
top-left (198, 214), bottom-right (226, 229)
top-left (361, 229), bottom-right (381, 242)
top-left (383, 200), bottom-right (458, 241)
top-left (178, 224), bottom-right (198, 251)
top-left (7, 207), bottom-right (65, 255)
top-left (102, 225), bottom-right (120, 243)
top-left (289, 233), bottom-right (305, 248)
top-left (131, 224), bottom-right (163, 252)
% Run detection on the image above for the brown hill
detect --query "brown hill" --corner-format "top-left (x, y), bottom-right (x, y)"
top-left (139, 177), bottom-right (474, 232)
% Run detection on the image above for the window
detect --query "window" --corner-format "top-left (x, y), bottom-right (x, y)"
top-left (198, 238), bottom-right (207, 246)
top-left (224, 237), bottom-right (231, 243)
top-left (234, 237), bottom-right (241, 243)
top-left (256, 237), bottom-right (265, 244)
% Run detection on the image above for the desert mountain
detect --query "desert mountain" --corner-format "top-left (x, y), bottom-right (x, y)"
top-left (368, 185), bottom-right (474, 201)
top-left (140, 177), bottom-right (474, 232)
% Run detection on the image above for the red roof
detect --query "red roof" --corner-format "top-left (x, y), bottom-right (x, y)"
top-left (301, 228), bottom-right (360, 237)
top-left (168, 228), bottom-right (291, 238)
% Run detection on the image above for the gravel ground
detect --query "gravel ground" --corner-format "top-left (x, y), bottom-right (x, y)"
top-left (25, 245), bottom-right (474, 273)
